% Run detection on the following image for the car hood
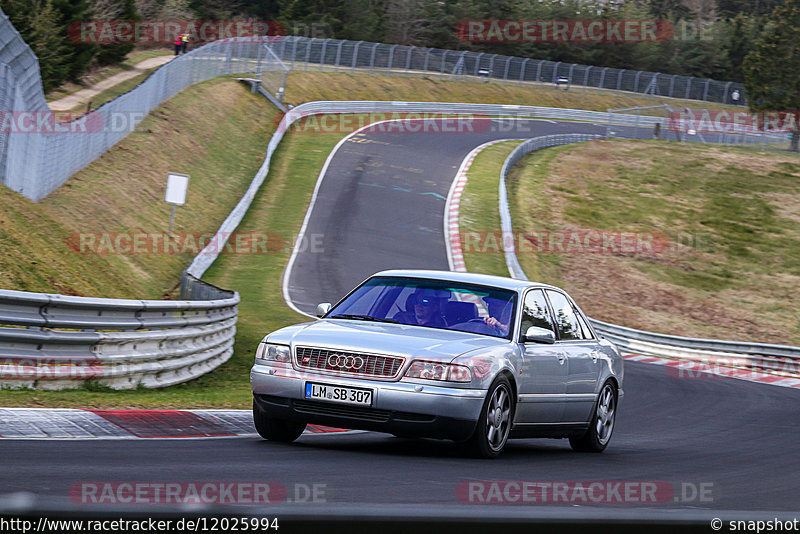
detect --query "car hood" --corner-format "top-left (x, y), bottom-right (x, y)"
top-left (267, 319), bottom-right (509, 361)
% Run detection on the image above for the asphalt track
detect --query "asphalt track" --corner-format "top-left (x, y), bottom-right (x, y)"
top-left (1, 362), bottom-right (799, 511)
top-left (1, 118), bottom-right (798, 516)
top-left (284, 118), bottom-right (650, 312)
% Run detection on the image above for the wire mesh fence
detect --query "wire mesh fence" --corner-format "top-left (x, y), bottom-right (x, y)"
top-left (1, 7), bottom-right (289, 201)
top-left (268, 36), bottom-right (746, 106)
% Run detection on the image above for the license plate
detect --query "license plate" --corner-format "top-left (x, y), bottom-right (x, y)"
top-left (304, 382), bottom-right (373, 406)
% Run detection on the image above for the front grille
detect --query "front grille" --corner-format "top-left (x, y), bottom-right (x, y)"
top-left (295, 347), bottom-right (404, 378)
top-left (293, 399), bottom-right (391, 422)
top-left (292, 399), bottom-right (436, 424)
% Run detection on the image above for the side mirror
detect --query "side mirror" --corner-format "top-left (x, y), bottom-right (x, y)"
top-left (523, 326), bottom-right (555, 344)
top-left (315, 302), bottom-right (332, 318)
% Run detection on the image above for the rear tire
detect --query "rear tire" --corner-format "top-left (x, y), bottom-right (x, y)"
top-left (253, 400), bottom-right (306, 442)
top-left (570, 380), bottom-right (617, 452)
top-left (464, 375), bottom-right (515, 458)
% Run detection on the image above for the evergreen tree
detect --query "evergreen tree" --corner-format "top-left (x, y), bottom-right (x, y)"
top-left (743, 0), bottom-right (800, 151)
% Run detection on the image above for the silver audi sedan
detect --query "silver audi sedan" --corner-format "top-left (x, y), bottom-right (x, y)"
top-left (251, 270), bottom-right (623, 458)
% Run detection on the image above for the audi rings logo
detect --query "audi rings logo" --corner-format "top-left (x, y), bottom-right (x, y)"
top-left (327, 354), bottom-right (365, 370)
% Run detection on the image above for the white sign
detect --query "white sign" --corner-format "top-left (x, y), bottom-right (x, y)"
top-left (165, 172), bottom-right (189, 205)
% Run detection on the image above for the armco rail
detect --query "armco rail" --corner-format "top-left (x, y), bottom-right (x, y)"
top-left (0, 275), bottom-right (238, 390)
top-left (497, 136), bottom-right (800, 376)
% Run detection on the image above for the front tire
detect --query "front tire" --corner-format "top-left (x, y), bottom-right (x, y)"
top-left (464, 375), bottom-right (515, 458)
top-left (253, 400), bottom-right (306, 442)
top-left (570, 380), bottom-right (617, 452)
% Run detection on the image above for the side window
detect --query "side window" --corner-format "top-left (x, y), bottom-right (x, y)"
top-left (545, 290), bottom-right (586, 341)
top-left (573, 305), bottom-right (594, 339)
top-left (521, 289), bottom-right (555, 335)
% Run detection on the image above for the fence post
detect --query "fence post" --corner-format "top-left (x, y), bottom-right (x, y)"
top-left (474, 52), bottom-right (484, 77)
top-left (423, 48), bottom-right (431, 73)
top-left (319, 38), bottom-right (330, 71)
top-left (503, 56), bottom-right (511, 81)
top-left (440, 49), bottom-right (448, 76)
top-left (369, 42), bottom-right (379, 73)
top-left (520, 58), bottom-right (529, 82)
top-left (599, 67), bottom-right (608, 89)
top-left (489, 53), bottom-right (497, 80)
top-left (633, 70), bottom-right (642, 93)
top-left (535, 60), bottom-right (543, 83)
top-left (406, 46), bottom-right (415, 72)
top-left (702, 79), bottom-right (711, 101)
top-left (568, 63), bottom-right (576, 89)
top-left (616, 69), bottom-right (625, 92)
top-left (303, 38), bottom-right (313, 71)
top-left (387, 44), bottom-right (397, 74)
top-left (334, 40), bottom-right (344, 71)
top-left (552, 61), bottom-right (561, 83)
top-left (290, 37), bottom-right (298, 70)
top-left (669, 74), bottom-right (676, 98)
top-left (583, 66), bottom-right (591, 92)
top-left (351, 41), bottom-right (363, 71)
top-left (685, 77), bottom-right (694, 99)
top-left (722, 81), bottom-right (732, 104)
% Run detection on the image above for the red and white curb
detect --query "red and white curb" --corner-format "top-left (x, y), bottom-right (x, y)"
top-left (0, 408), bottom-right (355, 439)
top-left (445, 139), bottom-right (525, 273)
top-left (622, 354), bottom-right (800, 389)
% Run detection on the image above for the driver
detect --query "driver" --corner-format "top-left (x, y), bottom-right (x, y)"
top-left (396, 289), bottom-right (449, 327)
top-left (483, 297), bottom-right (512, 336)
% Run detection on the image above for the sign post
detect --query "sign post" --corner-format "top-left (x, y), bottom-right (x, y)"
top-left (165, 172), bottom-right (189, 237)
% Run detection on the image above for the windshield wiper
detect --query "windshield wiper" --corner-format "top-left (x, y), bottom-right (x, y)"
top-left (330, 314), bottom-right (401, 324)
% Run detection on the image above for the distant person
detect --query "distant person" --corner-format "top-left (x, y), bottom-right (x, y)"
top-left (731, 89), bottom-right (740, 105)
top-left (181, 33), bottom-right (190, 54)
top-left (174, 35), bottom-right (182, 56)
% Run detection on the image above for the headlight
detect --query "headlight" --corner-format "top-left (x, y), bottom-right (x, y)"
top-left (255, 343), bottom-right (291, 364)
top-left (404, 360), bottom-right (472, 382)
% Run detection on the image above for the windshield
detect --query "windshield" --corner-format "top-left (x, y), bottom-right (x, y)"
top-left (327, 276), bottom-right (517, 339)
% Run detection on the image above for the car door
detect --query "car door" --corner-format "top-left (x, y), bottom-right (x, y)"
top-left (516, 289), bottom-right (567, 424)
top-left (545, 289), bottom-right (599, 423)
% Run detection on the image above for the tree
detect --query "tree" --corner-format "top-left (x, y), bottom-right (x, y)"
top-left (743, 0), bottom-right (800, 151)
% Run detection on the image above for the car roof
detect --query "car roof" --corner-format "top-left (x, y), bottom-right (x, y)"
top-left (372, 269), bottom-right (558, 293)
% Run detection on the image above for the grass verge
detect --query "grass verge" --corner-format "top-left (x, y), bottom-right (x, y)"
top-left (463, 139), bottom-right (800, 345)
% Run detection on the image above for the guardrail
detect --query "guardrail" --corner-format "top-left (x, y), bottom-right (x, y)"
top-left (0, 277), bottom-right (238, 390)
top-left (496, 135), bottom-right (800, 377)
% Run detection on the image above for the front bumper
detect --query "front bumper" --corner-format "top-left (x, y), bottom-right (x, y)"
top-left (251, 363), bottom-right (486, 441)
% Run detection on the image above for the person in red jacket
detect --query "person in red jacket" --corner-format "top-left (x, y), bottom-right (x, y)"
top-left (174, 35), bottom-right (182, 55)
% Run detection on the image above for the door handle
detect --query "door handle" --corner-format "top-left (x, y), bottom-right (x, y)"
top-left (557, 352), bottom-right (566, 365)
top-left (591, 350), bottom-right (601, 362)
